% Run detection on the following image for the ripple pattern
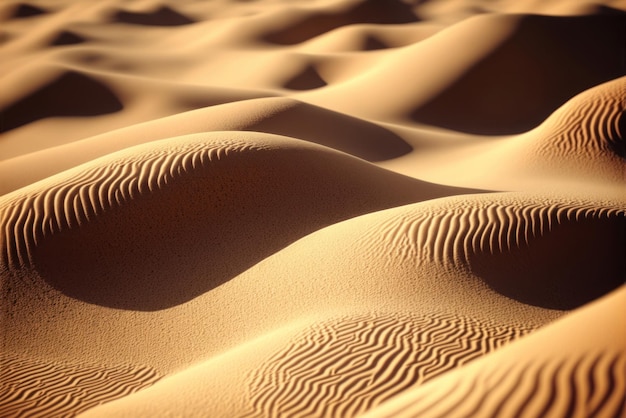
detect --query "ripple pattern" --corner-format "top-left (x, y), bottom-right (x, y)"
top-left (535, 77), bottom-right (625, 160)
top-left (244, 312), bottom-right (533, 418)
top-left (0, 352), bottom-right (161, 418)
top-left (360, 195), bottom-right (625, 268)
top-left (0, 136), bottom-right (267, 270)
top-left (367, 350), bottom-right (626, 418)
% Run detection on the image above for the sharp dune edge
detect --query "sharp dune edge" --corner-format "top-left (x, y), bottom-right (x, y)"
top-left (0, 1), bottom-right (625, 417)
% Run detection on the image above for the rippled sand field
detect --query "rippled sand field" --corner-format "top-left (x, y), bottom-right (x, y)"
top-left (1, 0), bottom-right (625, 417)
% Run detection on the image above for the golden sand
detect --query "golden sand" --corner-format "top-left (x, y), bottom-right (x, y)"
top-left (1, 1), bottom-right (624, 416)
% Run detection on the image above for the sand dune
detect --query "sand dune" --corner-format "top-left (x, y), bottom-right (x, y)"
top-left (0, 97), bottom-right (415, 194)
top-left (377, 75), bottom-right (625, 190)
top-left (525, 76), bottom-right (626, 181)
top-left (360, 285), bottom-right (626, 418)
top-left (1, 0), bottom-right (625, 417)
top-left (33, 190), bottom-right (623, 417)
top-left (1, 131), bottom-right (473, 310)
top-left (299, 12), bottom-right (625, 133)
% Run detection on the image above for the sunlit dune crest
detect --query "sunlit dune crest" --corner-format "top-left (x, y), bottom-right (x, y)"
top-left (1, 0), bottom-right (625, 417)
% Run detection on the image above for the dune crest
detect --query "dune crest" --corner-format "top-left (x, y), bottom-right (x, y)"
top-left (1, 0), bottom-right (624, 416)
top-left (1, 131), bottom-right (475, 310)
top-left (525, 76), bottom-right (626, 181)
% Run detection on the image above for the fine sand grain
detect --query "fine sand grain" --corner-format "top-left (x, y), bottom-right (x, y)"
top-left (1, 0), bottom-right (625, 417)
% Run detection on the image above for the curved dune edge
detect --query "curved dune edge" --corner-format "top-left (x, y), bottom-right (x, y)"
top-left (1, 1), bottom-right (625, 417)
top-left (0, 96), bottom-right (413, 195)
top-left (0, 352), bottom-right (160, 418)
top-left (512, 75), bottom-right (626, 183)
top-left (72, 191), bottom-right (625, 416)
top-left (299, 12), bottom-right (625, 133)
top-left (360, 285), bottom-right (626, 418)
top-left (1, 131), bottom-right (471, 310)
top-left (379, 75), bottom-right (625, 191)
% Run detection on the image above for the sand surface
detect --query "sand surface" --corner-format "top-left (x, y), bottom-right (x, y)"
top-left (1, 0), bottom-right (625, 417)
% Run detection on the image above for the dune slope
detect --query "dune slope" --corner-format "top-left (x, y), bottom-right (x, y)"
top-left (360, 285), bottom-right (626, 418)
top-left (1, 0), bottom-right (624, 417)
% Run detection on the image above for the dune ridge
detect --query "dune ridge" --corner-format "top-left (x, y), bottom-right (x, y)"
top-left (527, 76), bottom-right (626, 180)
top-left (355, 192), bottom-right (626, 309)
top-left (1, 0), bottom-right (625, 417)
top-left (1, 131), bottom-right (475, 310)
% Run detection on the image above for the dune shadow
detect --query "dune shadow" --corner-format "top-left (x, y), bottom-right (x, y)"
top-left (264, 0), bottom-right (418, 45)
top-left (283, 66), bottom-right (327, 90)
top-left (50, 30), bottom-right (86, 46)
top-left (112, 6), bottom-right (195, 26)
top-left (614, 109), bottom-right (626, 158)
top-left (249, 101), bottom-right (413, 161)
top-left (470, 215), bottom-right (626, 310)
top-left (34, 189), bottom-right (296, 311)
top-left (410, 14), bottom-right (626, 135)
top-left (0, 71), bottom-right (123, 132)
top-left (363, 36), bottom-right (389, 51)
top-left (12, 3), bottom-right (46, 18)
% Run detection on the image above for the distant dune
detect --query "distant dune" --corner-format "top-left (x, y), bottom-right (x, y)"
top-left (1, 0), bottom-right (624, 417)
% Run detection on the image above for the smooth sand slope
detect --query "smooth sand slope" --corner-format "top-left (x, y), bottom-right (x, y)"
top-left (1, 0), bottom-right (625, 417)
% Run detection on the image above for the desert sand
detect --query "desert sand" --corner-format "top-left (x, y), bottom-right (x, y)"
top-left (0, 0), bottom-right (625, 417)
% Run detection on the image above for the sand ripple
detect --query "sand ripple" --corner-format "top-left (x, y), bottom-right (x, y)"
top-left (1, 0), bottom-right (624, 416)
top-left (529, 76), bottom-right (626, 180)
top-left (359, 193), bottom-right (626, 309)
top-left (0, 352), bottom-right (160, 418)
top-left (245, 312), bottom-right (532, 418)
top-left (365, 350), bottom-right (625, 418)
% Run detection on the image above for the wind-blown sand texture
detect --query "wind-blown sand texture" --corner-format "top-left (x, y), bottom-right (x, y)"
top-left (1, 0), bottom-right (625, 417)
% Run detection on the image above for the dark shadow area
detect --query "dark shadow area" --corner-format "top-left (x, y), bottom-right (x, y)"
top-left (249, 100), bottom-right (413, 161)
top-left (112, 6), bottom-right (195, 26)
top-left (0, 31), bottom-right (12, 44)
top-left (12, 3), bottom-right (46, 18)
top-left (0, 71), bottom-right (123, 132)
top-left (470, 215), bottom-right (626, 310)
top-left (264, 0), bottom-right (418, 45)
top-left (587, 5), bottom-right (626, 15)
top-left (283, 66), bottom-right (327, 90)
top-left (30, 146), bottom-right (479, 311)
top-left (50, 30), bottom-right (86, 46)
top-left (363, 35), bottom-right (389, 51)
top-left (411, 14), bottom-right (626, 134)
